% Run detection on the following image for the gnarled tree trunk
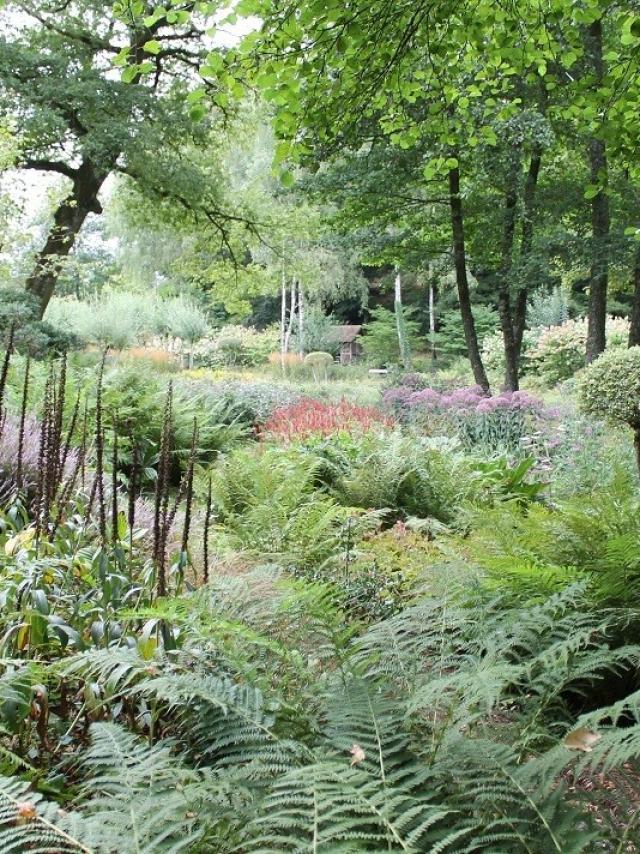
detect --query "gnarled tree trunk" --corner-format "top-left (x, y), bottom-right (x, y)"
top-left (26, 160), bottom-right (108, 319)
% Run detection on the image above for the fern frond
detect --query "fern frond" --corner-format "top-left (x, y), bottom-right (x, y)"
top-left (246, 760), bottom-right (454, 852)
top-left (136, 672), bottom-right (299, 774)
top-left (76, 722), bottom-right (204, 853)
top-left (0, 773), bottom-right (91, 853)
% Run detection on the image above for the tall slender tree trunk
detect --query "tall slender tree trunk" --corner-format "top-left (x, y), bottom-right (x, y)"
top-left (428, 279), bottom-right (437, 362)
top-left (513, 147), bottom-right (542, 358)
top-left (448, 166), bottom-right (490, 392)
top-left (497, 154), bottom-right (521, 391)
top-left (394, 269), bottom-right (411, 369)
top-left (283, 279), bottom-right (297, 354)
top-left (280, 253), bottom-right (287, 369)
top-left (628, 243), bottom-right (640, 347)
top-left (298, 287), bottom-right (305, 355)
top-left (26, 160), bottom-right (107, 318)
top-left (585, 19), bottom-right (610, 362)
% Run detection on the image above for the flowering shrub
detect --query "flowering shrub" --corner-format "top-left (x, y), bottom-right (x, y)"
top-left (526, 316), bottom-right (629, 385)
top-left (384, 383), bottom-right (551, 452)
top-left (0, 413), bottom-right (77, 505)
top-left (263, 399), bottom-right (394, 442)
top-left (381, 372), bottom-right (430, 413)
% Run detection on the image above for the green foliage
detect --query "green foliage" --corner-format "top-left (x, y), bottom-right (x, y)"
top-left (215, 335), bottom-right (245, 366)
top-left (0, 288), bottom-right (82, 357)
top-left (528, 316), bottom-right (630, 386)
top-left (198, 325), bottom-right (280, 369)
top-left (461, 480), bottom-right (640, 608)
top-left (294, 305), bottom-right (340, 355)
top-left (303, 350), bottom-right (333, 382)
top-left (482, 328), bottom-right (537, 383)
top-left (578, 345), bottom-right (640, 429)
top-left (346, 525), bottom-right (440, 619)
top-left (360, 306), bottom-right (421, 367)
top-left (205, 445), bottom-right (380, 573)
top-left (311, 431), bottom-right (470, 524)
top-left (528, 287), bottom-right (571, 328)
top-left (0, 466), bottom-right (639, 849)
top-left (74, 723), bottom-right (206, 851)
top-left (47, 293), bottom-right (210, 353)
top-left (87, 365), bottom-right (248, 485)
top-left (185, 378), bottom-right (301, 424)
top-left (0, 773), bottom-right (90, 852)
top-left (471, 456), bottom-right (547, 507)
top-left (437, 307), bottom-right (499, 362)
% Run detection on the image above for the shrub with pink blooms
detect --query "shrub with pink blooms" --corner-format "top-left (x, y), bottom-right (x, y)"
top-left (384, 383), bottom-right (551, 452)
top-left (526, 315), bottom-right (629, 386)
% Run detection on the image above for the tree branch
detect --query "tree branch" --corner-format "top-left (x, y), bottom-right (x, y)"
top-left (18, 6), bottom-right (120, 54)
top-left (22, 159), bottom-right (77, 179)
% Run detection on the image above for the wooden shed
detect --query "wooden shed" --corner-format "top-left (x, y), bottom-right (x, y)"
top-left (328, 325), bottom-right (363, 365)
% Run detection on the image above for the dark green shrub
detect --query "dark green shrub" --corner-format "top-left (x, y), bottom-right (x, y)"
top-left (87, 366), bottom-right (247, 485)
top-left (0, 287), bottom-right (83, 357)
top-left (436, 306), bottom-right (498, 362)
top-left (578, 346), bottom-right (640, 470)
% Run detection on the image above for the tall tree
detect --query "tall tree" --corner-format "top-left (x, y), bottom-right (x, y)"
top-left (231, 0), bottom-right (574, 389)
top-left (227, 0), bottom-right (640, 380)
top-left (585, 18), bottom-right (610, 362)
top-left (0, 0), bottom-right (236, 316)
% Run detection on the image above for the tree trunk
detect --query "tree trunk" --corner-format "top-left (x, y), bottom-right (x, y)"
top-left (498, 293), bottom-right (520, 391)
top-left (283, 279), bottom-right (297, 354)
top-left (585, 19), bottom-right (610, 363)
top-left (634, 427), bottom-right (640, 475)
top-left (497, 154), bottom-right (521, 391)
top-left (298, 287), bottom-right (305, 355)
top-left (428, 279), bottom-right (437, 362)
top-left (280, 246), bottom-right (287, 358)
top-left (448, 166), bottom-right (490, 392)
top-left (629, 244), bottom-right (640, 347)
top-left (513, 146), bottom-right (542, 362)
top-left (394, 269), bottom-right (411, 369)
top-left (25, 160), bottom-right (106, 318)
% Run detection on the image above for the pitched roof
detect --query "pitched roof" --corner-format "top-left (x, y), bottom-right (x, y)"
top-left (327, 324), bottom-right (362, 343)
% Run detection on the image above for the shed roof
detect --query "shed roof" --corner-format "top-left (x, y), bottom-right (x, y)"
top-left (327, 324), bottom-right (362, 343)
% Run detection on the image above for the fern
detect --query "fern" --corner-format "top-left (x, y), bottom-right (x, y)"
top-left (434, 737), bottom-right (600, 853)
top-left (247, 760), bottom-right (455, 852)
top-left (75, 722), bottom-right (205, 853)
top-left (246, 679), bottom-right (458, 851)
top-left (0, 773), bottom-right (90, 853)
top-left (135, 671), bottom-right (300, 774)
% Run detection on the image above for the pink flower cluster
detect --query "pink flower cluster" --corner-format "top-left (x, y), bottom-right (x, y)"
top-left (404, 386), bottom-right (543, 415)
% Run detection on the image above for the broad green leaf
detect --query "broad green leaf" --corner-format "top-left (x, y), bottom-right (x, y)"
top-left (143, 39), bottom-right (162, 55)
